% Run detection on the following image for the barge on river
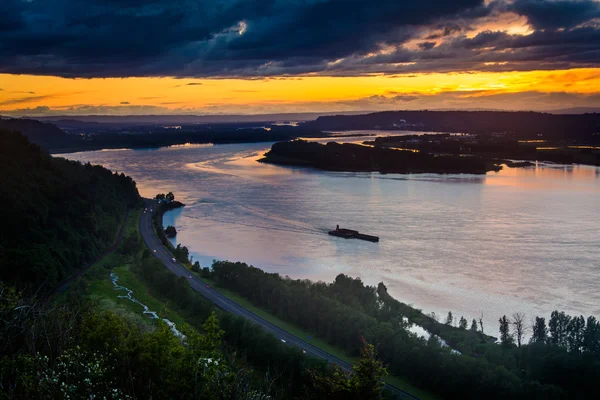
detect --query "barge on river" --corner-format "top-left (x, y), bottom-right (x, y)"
top-left (328, 227), bottom-right (379, 242)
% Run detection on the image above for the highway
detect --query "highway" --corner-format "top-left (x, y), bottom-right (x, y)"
top-left (139, 199), bottom-right (418, 400)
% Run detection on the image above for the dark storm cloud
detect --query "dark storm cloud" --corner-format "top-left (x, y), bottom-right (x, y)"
top-left (425, 23), bottom-right (468, 40)
top-left (448, 27), bottom-right (600, 66)
top-left (0, 0), bottom-right (598, 78)
top-left (510, 0), bottom-right (600, 30)
top-left (0, 0), bottom-right (25, 32)
top-left (418, 42), bottom-right (437, 50)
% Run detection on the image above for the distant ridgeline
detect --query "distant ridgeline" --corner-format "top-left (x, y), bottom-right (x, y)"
top-left (304, 110), bottom-right (600, 141)
top-left (0, 118), bottom-right (73, 150)
top-left (260, 140), bottom-right (500, 174)
top-left (0, 130), bottom-right (141, 289)
top-left (3, 111), bottom-right (600, 155)
top-left (0, 118), bottom-right (321, 154)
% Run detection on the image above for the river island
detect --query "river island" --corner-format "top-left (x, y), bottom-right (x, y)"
top-left (259, 139), bottom-right (502, 174)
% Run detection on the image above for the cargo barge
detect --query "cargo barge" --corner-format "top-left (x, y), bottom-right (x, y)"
top-left (328, 227), bottom-right (379, 242)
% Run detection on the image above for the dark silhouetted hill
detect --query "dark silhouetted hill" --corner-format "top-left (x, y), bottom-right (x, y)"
top-left (0, 118), bottom-right (71, 149)
top-left (305, 110), bottom-right (600, 140)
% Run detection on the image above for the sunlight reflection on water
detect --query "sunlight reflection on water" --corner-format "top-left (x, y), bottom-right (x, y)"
top-left (59, 138), bottom-right (600, 329)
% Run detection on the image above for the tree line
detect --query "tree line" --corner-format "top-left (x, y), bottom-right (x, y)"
top-left (498, 311), bottom-right (600, 353)
top-left (209, 260), bottom-right (600, 399)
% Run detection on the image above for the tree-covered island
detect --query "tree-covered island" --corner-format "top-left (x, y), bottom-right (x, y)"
top-left (260, 140), bottom-right (502, 174)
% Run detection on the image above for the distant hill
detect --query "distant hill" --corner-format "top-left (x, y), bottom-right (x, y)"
top-left (305, 110), bottom-right (600, 140)
top-left (547, 107), bottom-right (600, 114)
top-left (0, 118), bottom-right (71, 149)
top-left (30, 111), bottom-right (364, 125)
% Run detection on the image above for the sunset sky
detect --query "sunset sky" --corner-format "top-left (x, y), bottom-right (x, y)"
top-left (1, 0), bottom-right (599, 116)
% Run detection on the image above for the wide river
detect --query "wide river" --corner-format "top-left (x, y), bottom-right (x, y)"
top-left (61, 135), bottom-right (600, 330)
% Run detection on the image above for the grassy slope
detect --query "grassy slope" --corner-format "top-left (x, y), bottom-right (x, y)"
top-left (82, 208), bottom-right (188, 329)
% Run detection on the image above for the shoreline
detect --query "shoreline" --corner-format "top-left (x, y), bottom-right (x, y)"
top-left (159, 207), bottom-right (498, 350)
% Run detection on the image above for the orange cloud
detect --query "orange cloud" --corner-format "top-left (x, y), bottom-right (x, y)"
top-left (0, 68), bottom-right (598, 115)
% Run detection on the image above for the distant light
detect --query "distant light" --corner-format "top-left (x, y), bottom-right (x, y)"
top-left (568, 146), bottom-right (600, 150)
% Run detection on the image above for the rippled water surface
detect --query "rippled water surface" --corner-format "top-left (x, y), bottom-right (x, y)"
top-left (61, 139), bottom-right (600, 328)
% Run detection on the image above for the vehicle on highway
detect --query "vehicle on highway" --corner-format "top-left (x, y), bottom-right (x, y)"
top-left (171, 257), bottom-right (176, 263)
top-left (153, 249), bottom-right (157, 253)
top-left (206, 285), bottom-right (210, 288)
top-left (281, 339), bottom-right (286, 343)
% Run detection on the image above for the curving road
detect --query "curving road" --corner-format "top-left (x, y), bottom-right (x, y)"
top-left (139, 199), bottom-right (418, 400)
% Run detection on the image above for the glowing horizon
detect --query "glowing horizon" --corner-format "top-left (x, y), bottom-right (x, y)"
top-left (1, 68), bottom-right (599, 116)
top-left (1, 0), bottom-right (599, 116)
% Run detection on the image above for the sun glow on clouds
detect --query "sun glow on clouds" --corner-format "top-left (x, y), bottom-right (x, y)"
top-left (0, 68), bottom-right (599, 115)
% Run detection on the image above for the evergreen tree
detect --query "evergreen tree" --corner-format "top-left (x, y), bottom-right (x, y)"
top-left (470, 318), bottom-right (479, 332)
top-left (445, 311), bottom-right (453, 326)
top-left (549, 310), bottom-right (571, 347)
top-left (499, 315), bottom-right (513, 346)
top-left (458, 316), bottom-right (468, 330)
top-left (583, 316), bottom-right (600, 356)
top-left (531, 317), bottom-right (547, 344)
top-left (350, 338), bottom-right (387, 400)
top-left (174, 243), bottom-right (190, 263)
top-left (567, 315), bottom-right (586, 353)
top-left (192, 261), bottom-right (201, 273)
top-left (201, 312), bottom-right (224, 352)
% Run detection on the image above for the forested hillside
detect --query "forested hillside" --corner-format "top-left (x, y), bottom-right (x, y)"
top-left (0, 130), bottom-right (141, 288)
top-left (0, 119), bottom-right (72, 149)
